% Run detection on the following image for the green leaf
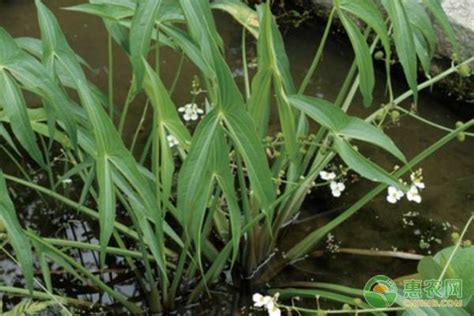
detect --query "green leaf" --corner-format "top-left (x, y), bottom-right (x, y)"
top-left (0, 71), bottom-right (44, 167)
top-left (76, 80), bottom-right (166, 272)
top-left (179, 0), bottom-right (223, 50)
top-left (0, 172), bottom-right (34, 293)
top-left (143, 61), bottom-right (192, 204)
top-left (211, 130), bottom-right (242, 264)
top-left (224, 109), bottom-right (276, 212)
top-left (382, 0), bottom-right (418, 103)
top-left (160, 24), bottom-right (213, 77)
top-left (247, 69), bottom-right (272, 137)
top-left (404, 0), bottom-right (437, 75)
top-left (256, 4), bottom-right (299, 161)
top-left (65, 3), bottom-right (133, 20)
top-left (338, 117), bottom-right (406, 162)
top-left (423, 0), bottom-right (460, 56)
top-left (419, 246), bottom-right (474, 298)
top-left (413, 29), bottom-right (432, 76)
top-left (176, 112), bottom-right (218, 271)
top-left (338, 11), bottom-right (374, 107)
top-left (0, 123), bottom-right (21, 156)
top-left (333, 137), bottom-right (401, 188)
top-left (35, 0), bottom-right (87, 83)
top-left (288, 95), bottom-right (406, 162)
top-left (211, 0), bottom-right (259, 38)
top-left (96, 155), bottom-right (115, 265)
top-left (129, 0), bottom-right (161, 91)
top-left (339, 0), bottom-right (390, 60)
top-left (177, 111), bottom-right (220, 225)
top-left (0, 28), bottom-right (77, 147)
top-left (143, 61), bottom-right (191, 147)
top-left (76, 82), bottom-right (116, 264)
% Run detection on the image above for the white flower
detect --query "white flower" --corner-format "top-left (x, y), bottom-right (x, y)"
top-left (253, 293), bottom-right (272, 307)
top-left (406, 185), bottom-right (422, 203)
top-left (319, 170), bottom-right (336, 181)
top-left (167, 135), bottom-right (179, 147)
top-left (267, 305), bottom-right (281, 316)
top-left (410, 172), bottom-right (425, 189)
top-left (386, 186), bottom-right (404, 204)
top-left (330, 181), bottom-right (345, 197)
top-left (178, 103), bottom-right (204, 121)
top-left (253, 293), bottom-right (281, 316)
top-left (62, 178), bottom-right (72, 184)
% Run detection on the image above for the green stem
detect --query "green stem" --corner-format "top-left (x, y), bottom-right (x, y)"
top-left (395, 105), bottom-right (474, 137)
top-left (437, 214), bottom-right (474, 283)
top-left (130, 100), bottom-right (150, 154)
top-left (242, 27), bottom-right (251, 100)
top-left (0, 286), bottom-right (93, 308)
top-left (108, 33), bottom-right (114, 118)
top-left (43, 238), bottom-right (155, 261)
top-left (298, 7), bottom-right (336, 95)
top-left (393, 57), bottom-right (474, 105)
top-left (118, 84), bottom-right (135, 135)
top-left (282, 305), bottom-right (407, 314)
top-left (169, 53), bottom-right (185, 97)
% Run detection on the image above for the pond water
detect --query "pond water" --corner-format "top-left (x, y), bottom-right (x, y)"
top-left (0, 0), bottom-right (473, 314)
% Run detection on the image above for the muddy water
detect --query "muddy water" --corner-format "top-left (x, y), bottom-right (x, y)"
top-left (1, 0), bottom-right (473, 311)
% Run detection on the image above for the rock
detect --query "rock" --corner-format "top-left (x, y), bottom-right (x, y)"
top-left (437, 0), bottom-right (474, 60)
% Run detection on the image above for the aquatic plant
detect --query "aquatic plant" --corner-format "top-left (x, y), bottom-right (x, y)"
top-left (0, 0), bottom-right (472, 314)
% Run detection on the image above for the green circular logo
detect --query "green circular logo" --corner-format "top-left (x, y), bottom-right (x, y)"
top-left (363, 275), bottom-right (398, 308)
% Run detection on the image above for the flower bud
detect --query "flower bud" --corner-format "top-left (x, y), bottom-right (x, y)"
top-left (391, 110), bottom-right (401, 123)
top-left (374, 50), bottom-right (384, 60)
top-left (458, 64), bottom-right (471, 78)
top-left (456, 132), bottom-right (466, 142)
top-left (451, 232), bottom-right (460, 243)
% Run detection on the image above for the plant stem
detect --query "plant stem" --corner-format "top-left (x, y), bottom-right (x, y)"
top-left (242, 27), bottom-right (251, 100)
top-left (130, 100), bottom-right (150, 153)
top-left (437, 214), bottom-right (474, 283)
top-left (395, 105), bottom-right (474, 137)
top-left (298, 7), bottom-right (336, 95)
top-left (283, 305), bottom-right (407, 314)
top-left (118, 84), bottom-right (135, 134)
top-left (393, 57), bottom-right (474, 105)
top-left (169, 53), bottom-right (185, 97)
top-left (0, 286), bottom-right (93, 308)
top-left (312, 247), bottom-right (424, 260)
top-left (43, 238), bottom-right (155, 261)
top-left (108, 33), bottom-right (114, 118)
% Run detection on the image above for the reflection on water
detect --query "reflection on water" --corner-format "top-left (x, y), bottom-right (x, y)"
top-left (1, 0), bottom-right (473, 312)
